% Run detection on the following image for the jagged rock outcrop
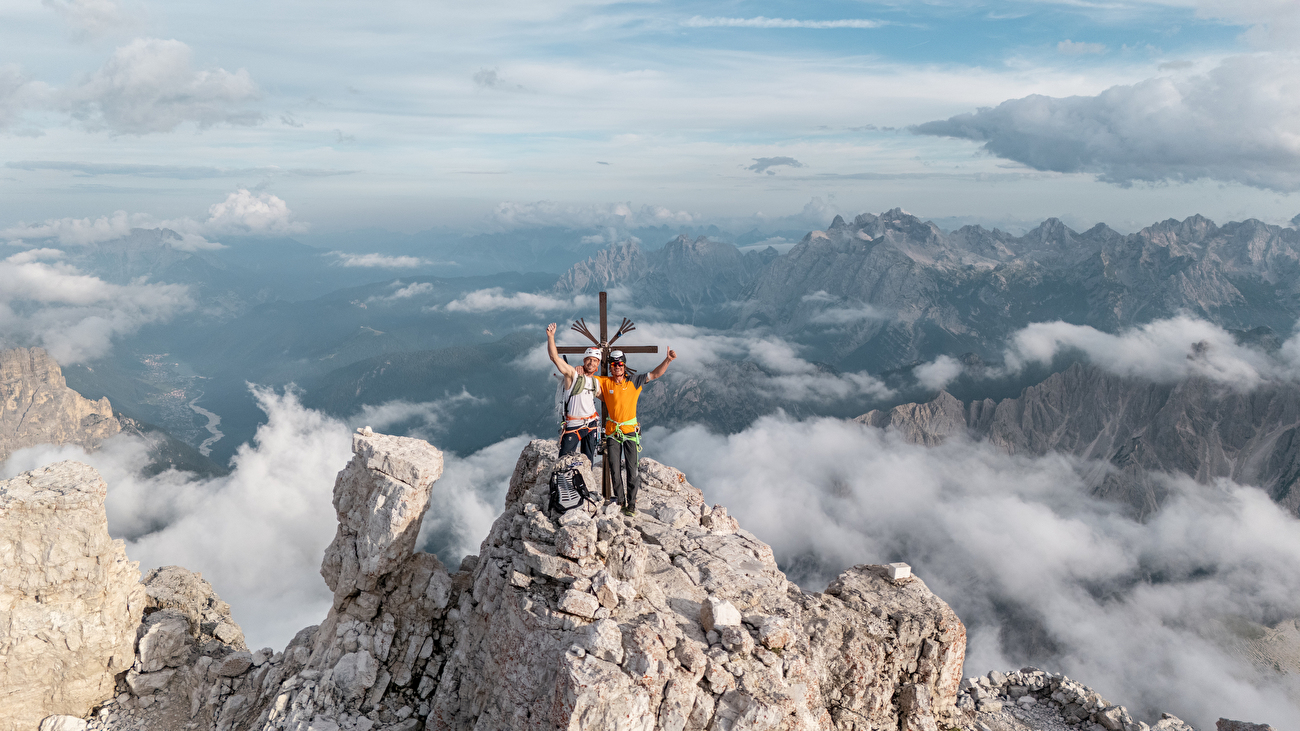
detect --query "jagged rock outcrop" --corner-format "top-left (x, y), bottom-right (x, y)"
top-left (857, 363), bottom-right (1300, 518)
top-left (555, 235), bottom-right (773, 317)
top-left (54, 431), bottom-right (967, 731)
top-left (554, 240), bottom-right (650, 294)
top-left (0, 347), bottom-right (120, 462)
top-left (954, 668), bottom-right (1199, 731)
top-left (0, 461), bottom-right (145, 731)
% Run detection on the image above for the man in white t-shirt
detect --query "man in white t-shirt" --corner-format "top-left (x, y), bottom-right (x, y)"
top-left (546, 323), bottom-right (602, 466)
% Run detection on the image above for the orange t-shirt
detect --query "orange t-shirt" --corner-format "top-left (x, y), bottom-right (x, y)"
top-left (596, 373), bottom-right (648, 434)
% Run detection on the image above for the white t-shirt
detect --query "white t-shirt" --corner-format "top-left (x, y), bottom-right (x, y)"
top-left (565, 375), bottom-right (601, 427)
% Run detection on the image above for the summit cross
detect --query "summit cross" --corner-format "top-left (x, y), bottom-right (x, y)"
top-left (555, 291), bottom-right (659, 498)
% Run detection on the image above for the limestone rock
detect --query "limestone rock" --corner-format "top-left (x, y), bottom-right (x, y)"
top-left (320, 432), bottom-right (445, 601)
top-left (38, 717), bottom-right (88, 731)
top-left (1218, 720), bottom-right (1277, 731)
top-left (0, 461), bottom-right (145, 731)
top-left (140, 565), bottom-right (248, 650)
top-left (40, 433), bottom-right (974, 731)
top-left (0, 347), bottom-right (120, 463)
top-left (700, 596), bottom-right (741, 632)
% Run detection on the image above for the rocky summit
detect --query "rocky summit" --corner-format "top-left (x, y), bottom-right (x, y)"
top-left (0, 347), bottom-right (120, 463)
top-left (2, 430), bottom-right (1280, 730)
top-left (2, 430), bottom-right (977, 731)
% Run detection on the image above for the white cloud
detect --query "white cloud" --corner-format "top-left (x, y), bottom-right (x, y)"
top-left (442, 288), bottom-right (596, 313)
top-left (915, 354), bottom-right (963, 390)
top-left (488, 201), bottom-right (695, 231)
top-left (65, 38), bottom-right (261, 134)
top-left (1003, 316), bottom-right (1289, 389)
top-left (683, 16), bottom-right (885, 29)
top-left (1057, 39), bottom-right (1107, 54)
top-left (3, 248), bottom-right (65, 264)
top-left (648, 415), bottom-right (1300, 728)
top-left (1, 188), bottom-right (303, 247)
top-left (203, 189), bottom-right (305, 234)
top-left (330, 252), bottom-right (430, 269)
top-left (0, 256), bottom-right (191, 363)
top-left (915, 53), bottom-right (1300, 191)
top-left (349, 391), bottom-right (485, 439)
top-left (912, 315), bottom-right (1300, 392)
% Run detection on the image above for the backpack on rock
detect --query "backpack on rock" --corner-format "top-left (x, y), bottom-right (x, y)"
top-left (548, 453), bottom-right (598, 515)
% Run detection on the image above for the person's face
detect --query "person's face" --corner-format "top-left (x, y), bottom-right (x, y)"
top-left (610, 361), bottom-right (626, 377)
top-left (582, 357), bottom-right (599, 374)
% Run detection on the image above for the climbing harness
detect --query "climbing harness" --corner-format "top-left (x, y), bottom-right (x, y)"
top-left (606, 416), bottom-right (642, 453)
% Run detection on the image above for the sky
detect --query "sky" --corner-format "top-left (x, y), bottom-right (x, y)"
top-left (2, 0), bottom-right (1299, 235)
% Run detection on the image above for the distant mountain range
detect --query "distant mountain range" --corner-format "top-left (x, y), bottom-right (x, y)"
top-left (860, 362), bottom-right (1300, 519)
top-left (36, 210), bottom-right (1300, 463)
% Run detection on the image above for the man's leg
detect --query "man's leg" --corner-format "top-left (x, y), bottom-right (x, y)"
top-left (622, 439), bottom-right (640, 511)
top-left (580, 420), bottom-right (599, 467)
top-left (606, 436), bottom-right (626, 505)
top-left (558, 429), bottom-right (579, 457)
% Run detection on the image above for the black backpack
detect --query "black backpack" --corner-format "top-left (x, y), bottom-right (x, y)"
top-left (549, 461), bottom-right (596, 515)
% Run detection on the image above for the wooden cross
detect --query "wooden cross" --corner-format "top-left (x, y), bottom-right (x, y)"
top-left (555, 291), bottom-right (659, 498)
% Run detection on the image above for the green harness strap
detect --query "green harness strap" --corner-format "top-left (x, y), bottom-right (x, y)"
top-left (606, 417), bottom-right (642, 452)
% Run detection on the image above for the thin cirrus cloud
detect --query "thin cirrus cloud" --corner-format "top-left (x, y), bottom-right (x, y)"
top-left (913, 53), bottom-right (1300, 192)
top-left (7, 161), bottom-right (357, 179)
top-left (682, 16), bottom-right (886, 29)
top-left (42, 0), bottom-right (135, 40)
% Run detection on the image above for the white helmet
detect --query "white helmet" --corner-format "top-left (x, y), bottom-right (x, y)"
top-left (608, 349), bottom-right (626, 363)
top-left (583, 347), bottom-right (601, 360)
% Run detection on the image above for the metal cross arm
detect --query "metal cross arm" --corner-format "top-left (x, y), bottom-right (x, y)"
top-left (555, 345), bottom-right (659, 354)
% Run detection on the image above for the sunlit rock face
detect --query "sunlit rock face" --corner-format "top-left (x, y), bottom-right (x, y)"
top-left (0, 347), bottom-right (120, 463)
top-left (0, 461), bottom-right (144, 731)
top-left (34, 432), bottom-right (965, 731)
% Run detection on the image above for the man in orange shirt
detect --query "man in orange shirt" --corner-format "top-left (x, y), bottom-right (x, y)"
top-left (597, 346), bottom-right (676, 516)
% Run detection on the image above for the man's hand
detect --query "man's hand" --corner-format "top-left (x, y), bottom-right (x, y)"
top-left (546, 323), bottom-right (575, 379)
top-left (648, 347), bottom-right (677, 381)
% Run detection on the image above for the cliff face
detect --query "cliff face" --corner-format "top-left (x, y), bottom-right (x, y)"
top-left (0, 461), bottom-right (145, 731)
top-left (3, 432), bottom-right (968, 731)
top-left (0, 347), bottom-right (120, 462)
top-left (857, 363), bottom-right (1300, 518)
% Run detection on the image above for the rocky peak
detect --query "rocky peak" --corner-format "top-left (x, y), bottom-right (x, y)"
top-left (0, 347), bottom-right (120, 462)
top-left (8, 431), bottom-right (972, 731)
top-left (553, 239), bottom-right (648, 294)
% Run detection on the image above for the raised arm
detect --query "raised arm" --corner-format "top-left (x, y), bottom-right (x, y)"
top-left (646, 347), bottom-right (677, 381)
top-left (546, 323), bottom-right (578, 382)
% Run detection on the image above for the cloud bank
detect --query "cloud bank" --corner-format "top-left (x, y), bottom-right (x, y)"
top-left (647, 415), bottom-right (1300, 729)
top-left (0, 251), bottom-right (191, 363)
top-left (1, 188), bottom-right (304, 248)
top-left (915, 316), bottom-right (1300, 392)
top-left (915, 54), bottom-right (1300, 191)
top-left (488, 201), bottom-right (695, 231)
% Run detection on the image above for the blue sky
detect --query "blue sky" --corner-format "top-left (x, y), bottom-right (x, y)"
top-left (1, 0), bottom-right (1297, 237)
